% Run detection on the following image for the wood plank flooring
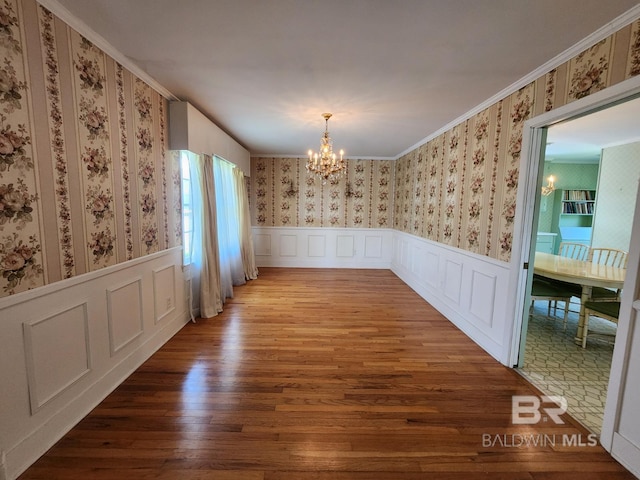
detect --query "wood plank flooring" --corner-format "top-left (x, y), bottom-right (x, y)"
top-left (19, 268), bottom-right (635, 479)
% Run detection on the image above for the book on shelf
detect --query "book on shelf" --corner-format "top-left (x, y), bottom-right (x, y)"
top-left (562, 200), bottom-right (594, 214)
top-left (562, 190), bottom-right (595, 201)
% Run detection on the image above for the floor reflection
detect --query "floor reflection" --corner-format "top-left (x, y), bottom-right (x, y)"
top-left (181, 314), bottom-right (243, 407)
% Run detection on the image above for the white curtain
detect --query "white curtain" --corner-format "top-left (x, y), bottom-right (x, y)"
top-left (187, 152), bottom-right (223, 318)
top-left (233, 167), bottom-right (258, 280)
top-left (182, 152), bottom-right (258, 320)
top-left (214, 156), bottom-right (245, 299)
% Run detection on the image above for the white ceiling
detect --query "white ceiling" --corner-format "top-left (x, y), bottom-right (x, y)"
top-left (53, 0), bottom-right (639, 158)
top-left (546, 96), bottom-right (640, 163)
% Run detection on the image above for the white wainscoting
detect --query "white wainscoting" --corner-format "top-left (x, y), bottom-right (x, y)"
top-left (0, 247), bottom-right (189, 480)
top-left (107, 277), bottom-right (143, 356)
top-left (23, 302), bottom-right (91, 413)
top-left (391, 230), bottom-right (511, 363)
top-left (252, 227), bottom-right (393, 268)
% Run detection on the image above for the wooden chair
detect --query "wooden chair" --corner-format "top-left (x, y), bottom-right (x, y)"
top-left (536, 241), bottom-right (588, 301)
top-left (530, 277), bottom-right (570, 330)
top-left (558, 242), bottom-right (590, 261)
top-left (588, 248), bottom-right (628, 302)
top-left (582, 300), bottom-right (620, 348)
top-left (589, 247), bottom-right (628, 268)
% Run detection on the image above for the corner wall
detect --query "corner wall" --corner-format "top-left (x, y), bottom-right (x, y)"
top-left (0, 0), bottom-right (182, 299)
top-left (392, 19), bottom-right (640, 264)
top-left (0, 2), bottom-right (188, 478)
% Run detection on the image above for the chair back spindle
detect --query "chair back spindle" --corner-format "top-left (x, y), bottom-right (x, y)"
top-left (558, 242), bottom-right (589, 261)
top-left (589, 248), bottom-right (628, 268)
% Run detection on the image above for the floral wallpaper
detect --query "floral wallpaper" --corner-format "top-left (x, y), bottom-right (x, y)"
top-left (249, 21), bottom-right (640, 263)
top-left (0, 0), bottom-right (181, 297)
top-left (250, 157), bottom-right (393, 228)
top-left (394, 18), bottom-right (640, 263)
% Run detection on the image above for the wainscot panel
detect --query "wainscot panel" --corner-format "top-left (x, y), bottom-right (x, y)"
top-left (0, 247), bottom-right (188, 480)
top-left (391, 230), bottom-right (510, 363)
top-left (252, 227), bottom-right (393, 269)
top-left (107, 277), bottom-right (144, 355)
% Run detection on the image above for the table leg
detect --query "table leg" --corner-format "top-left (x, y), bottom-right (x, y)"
top-left (574, 285), bottom-right (592, 345)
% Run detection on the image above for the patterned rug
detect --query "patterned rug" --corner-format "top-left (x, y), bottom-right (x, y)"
top-left (518, 301), bottom-right (616, 434)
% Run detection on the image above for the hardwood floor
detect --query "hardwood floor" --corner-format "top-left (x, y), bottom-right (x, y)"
top-left (19, 268), bottom-right (634, 479)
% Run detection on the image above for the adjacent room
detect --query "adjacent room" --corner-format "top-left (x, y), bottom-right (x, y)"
top-left (1, 1), bottom-right (640, 479)
top-left (519, 98), bottom-right (640, 435)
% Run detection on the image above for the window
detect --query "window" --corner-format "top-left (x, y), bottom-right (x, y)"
top-left (180, 151), bottom-right (194, 265)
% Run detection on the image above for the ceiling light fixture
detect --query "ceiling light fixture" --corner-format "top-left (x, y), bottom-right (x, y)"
top-left (541, 175), bottom-right (556, 196)
top-left (307, 113), bottom-right (345, 181)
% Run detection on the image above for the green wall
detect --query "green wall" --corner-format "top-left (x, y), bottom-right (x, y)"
top-left (537, 162), bottom-right (600, 233)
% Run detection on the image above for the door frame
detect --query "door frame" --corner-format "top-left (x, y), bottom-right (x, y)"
top-left (510, 74), bottom-right (640, 365)
top-left (601, 171), bottom-right (640, 470)
top-left (508, 74), bottom-right (640, 445)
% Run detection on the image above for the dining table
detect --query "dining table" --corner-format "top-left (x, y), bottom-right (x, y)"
top-left (533, 251), bottom-right (627, 345)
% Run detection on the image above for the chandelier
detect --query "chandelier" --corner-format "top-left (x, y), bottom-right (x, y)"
top-left (307, 113), bottom-right (345, 181)
top-left (541, 175), bottom-right (556, 196)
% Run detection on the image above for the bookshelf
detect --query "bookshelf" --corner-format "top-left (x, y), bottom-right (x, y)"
top-left (560, 189), bottom-right (596, 216)
top-left (550, 189), bottom-right (596, 251)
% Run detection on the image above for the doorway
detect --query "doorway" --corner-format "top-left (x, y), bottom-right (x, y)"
top-left (511, 78), bottom-right (640, 442)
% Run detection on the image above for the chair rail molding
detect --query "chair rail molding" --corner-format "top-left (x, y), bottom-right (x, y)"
top-left (0, 247), bottom-right (189, 480)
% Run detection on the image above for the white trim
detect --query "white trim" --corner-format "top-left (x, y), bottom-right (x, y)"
top-left (2, 248), bottom-right (189, 480)
top-left (35, 0), bottom-right (178, 100)
top-left (253, 226), bottom-right (392, 233)
top-left (152, 264), bottom-right (177, 324)
top-left (510, 75), bottom-right (640, 367)
top-left (510, 74), bottom-right (640, 472)
top-left (508, 123), bottom-right (548, 368)
top-left (0, 247), bottom-right (183, 310)
top-left (611, 433), bottom-right (640, 479)
top-left (392, 229), bottom-right (511, 269)
top-left (250, 154), bottom-right (396, 161)
top-left (106, 277), bottom-right (144, 356)
top-left (23, 302), bottom-right (91, 413)
top-left (395, 5), bottom-right (640, 159)
top-left (602, 171), bottom-right (640, 455)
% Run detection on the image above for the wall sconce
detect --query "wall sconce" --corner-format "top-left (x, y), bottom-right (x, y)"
top-left (283, 180), bottom-right (298, 197)
top-left (541, 175), bottom-right (556, 196)
top-left (345, 181), bottom-right (354, 198)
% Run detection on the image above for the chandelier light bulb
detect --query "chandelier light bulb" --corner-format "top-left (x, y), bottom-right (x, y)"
top-left (541, 174), bottom-right (557, 196)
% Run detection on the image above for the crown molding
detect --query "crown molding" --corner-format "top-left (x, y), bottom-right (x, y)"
top-left (36, 0), bottom-right (178, 100)
top-left (395, 4), bottom-right (640, 159)
top-left (250, 154), bottom-right (396, 161)
top-left (33, 0), bottom-right (640, 158)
